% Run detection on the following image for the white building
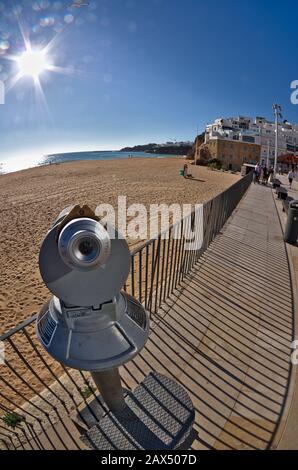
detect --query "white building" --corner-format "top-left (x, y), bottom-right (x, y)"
top-left (205, 116), bottom-right (298, 166)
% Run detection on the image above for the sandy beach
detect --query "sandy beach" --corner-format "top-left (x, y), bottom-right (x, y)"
top-left (0, 157), bottom-right (239, 335)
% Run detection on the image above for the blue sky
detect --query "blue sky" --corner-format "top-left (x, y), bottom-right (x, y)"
top-left (0, 0), bottom-right (298, 160)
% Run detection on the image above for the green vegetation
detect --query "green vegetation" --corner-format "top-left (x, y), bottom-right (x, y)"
top-left (81, 383), bottom-right (95, 399)
top-left (207, 158), bottom-right (222, 170)
top-left (2, 412), bottom-right (24, 429)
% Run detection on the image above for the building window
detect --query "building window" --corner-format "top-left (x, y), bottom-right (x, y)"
top-left (242, 135), bottom-right (255, 143)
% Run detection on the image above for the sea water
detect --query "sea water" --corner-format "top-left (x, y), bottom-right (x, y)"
top-left (0, 151), bottom-right (179, 174)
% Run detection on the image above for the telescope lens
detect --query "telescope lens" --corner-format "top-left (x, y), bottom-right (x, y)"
top-left (74, 236), bottom-right (100, 263)
top-left (58, 218), bottom-right (111, 271)
top-left (79, 238), bottom-right (96, 257)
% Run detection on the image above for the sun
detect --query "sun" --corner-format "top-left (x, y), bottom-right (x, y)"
top-left (5, 28), bottom-right (74, 106)
top-left (17, 49), bottom-right (49, 79)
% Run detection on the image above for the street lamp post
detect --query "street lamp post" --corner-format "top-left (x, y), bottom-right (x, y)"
top-left (267, 140), bottom-right (270, 168)
top-left (195, 125), bottom-right (199, 163)
top-left (259, 125), bottom-right (263, 165)
top-left (273, 104), bottom-right (282, 176)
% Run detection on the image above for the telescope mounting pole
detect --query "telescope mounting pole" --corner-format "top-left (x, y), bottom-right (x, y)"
top-left (91, 368), bottom-right (126, 413)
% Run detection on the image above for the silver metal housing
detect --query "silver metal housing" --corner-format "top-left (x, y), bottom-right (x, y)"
top-left (36, 292), bottom-right (149, 371)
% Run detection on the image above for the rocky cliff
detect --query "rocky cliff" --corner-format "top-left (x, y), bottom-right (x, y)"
top-left (186, 133), bottom-right (205, 160)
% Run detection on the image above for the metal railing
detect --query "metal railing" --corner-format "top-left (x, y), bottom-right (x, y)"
top-left (0, 172), bottom-right (253, 450)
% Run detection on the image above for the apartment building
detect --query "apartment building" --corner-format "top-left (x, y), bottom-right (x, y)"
top-left (205, 138), bottom-right (261, 170)
top-left (197, 115), bottom-right (298, 169)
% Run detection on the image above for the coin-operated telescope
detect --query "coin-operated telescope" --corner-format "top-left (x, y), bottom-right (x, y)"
top-left (37, 205), bottom-right (194, 450)
top-left (37, 205), bottom-right (148, 412)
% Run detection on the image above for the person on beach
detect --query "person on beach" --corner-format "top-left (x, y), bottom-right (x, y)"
top-left (182, 163), bottom-right (193, 179)
top-left (288, 169), bottom-right (295, 189)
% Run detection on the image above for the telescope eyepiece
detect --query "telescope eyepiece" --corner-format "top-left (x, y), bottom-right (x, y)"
top-left (71, 233), bottom-right (101, 263)
top-left (58, 218), bottom-right (111, 271)
top-left (78, 237), bottom-right (98, 257)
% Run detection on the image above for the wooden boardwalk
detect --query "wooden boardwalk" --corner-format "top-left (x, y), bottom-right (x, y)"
top-left (120, 182), bottom-right (294, 450)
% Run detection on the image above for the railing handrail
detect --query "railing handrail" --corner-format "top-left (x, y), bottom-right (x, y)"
top-left (0, 315), bottom-right (37, 343)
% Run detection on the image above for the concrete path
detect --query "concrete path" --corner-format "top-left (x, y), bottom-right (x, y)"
top-left (120, 182), bottom-right (294, 450)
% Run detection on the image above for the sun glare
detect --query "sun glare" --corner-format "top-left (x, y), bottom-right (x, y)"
top-left (6, 25), bottom-right (74, 108)
top-left (17, 49), bottom-right (49, 79)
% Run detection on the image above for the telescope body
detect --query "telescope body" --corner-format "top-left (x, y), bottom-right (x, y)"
top-left (36, 205), bottom-right (149, 372)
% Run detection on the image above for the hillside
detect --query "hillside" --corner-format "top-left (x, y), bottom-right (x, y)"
top-left (120, 142), bottom-right (193, 155)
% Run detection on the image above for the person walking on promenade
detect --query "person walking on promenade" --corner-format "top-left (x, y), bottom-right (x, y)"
top-left (268, 167), bottom-right (274, 184)
top-left (288, 169), bottom-right (295, 189)
top-left (253, 163), bottom-right (260, 184)
top-left (263, 166), bottom-right (269, 185)
top-left (259, 165), bottom-right (264, 184)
